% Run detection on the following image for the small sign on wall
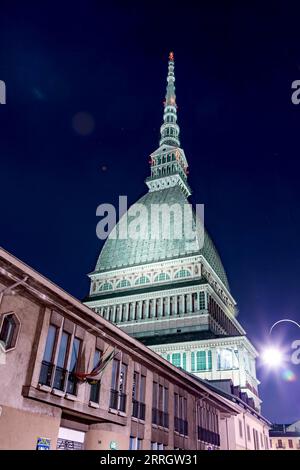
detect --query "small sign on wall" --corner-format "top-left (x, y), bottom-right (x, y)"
top-left (110, 440), bottom-right (118, 450)
top-left (36, 437), bottom-right (51, 450)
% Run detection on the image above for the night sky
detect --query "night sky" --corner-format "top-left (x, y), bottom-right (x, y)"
top-left (1, 2), bottom-right (300, 423)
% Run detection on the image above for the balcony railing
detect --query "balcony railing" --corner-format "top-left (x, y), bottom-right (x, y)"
top-left (197, 426), bottom-right (220, 447)
top-left (39, 362), bottom-right (78, 396)
top-left (66, 371), bottom-right (78, 395)
top-left (132, 400), bottom-right (146, 420)
top-left (110, 389), bottom-right (126, 412)
top-left (39, 361), bottom-right (54, 387)
top-left (53, 366), bottom-right (68, 391)
top-left (174, 417), bottom-right (188, 436)
top-left (90, 381), bottom-right (100, 403)
top-left (152, 408), bottom-right (169, 428)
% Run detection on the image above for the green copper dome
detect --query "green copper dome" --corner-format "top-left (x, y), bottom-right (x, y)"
top-left (95, 186), bottom-right (229, 290)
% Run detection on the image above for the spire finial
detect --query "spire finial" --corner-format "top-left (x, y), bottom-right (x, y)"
top-left (159, 52), bottom-right (180, 147)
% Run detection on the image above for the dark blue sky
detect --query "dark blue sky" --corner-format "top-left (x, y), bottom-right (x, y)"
top-left (1, 2), bottom-right (300, 423)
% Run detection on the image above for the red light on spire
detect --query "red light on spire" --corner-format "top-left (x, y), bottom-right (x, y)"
top-left (169, 51), bottom-right (174, 61)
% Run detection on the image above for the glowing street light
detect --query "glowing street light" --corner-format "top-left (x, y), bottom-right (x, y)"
top-left (261, 347), bottom-right (284, 368)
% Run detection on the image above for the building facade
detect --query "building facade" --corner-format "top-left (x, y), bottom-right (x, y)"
top-left (0, 247), bottom-right (242, 450)
top-left (269, 422), bottom-right (300, 450)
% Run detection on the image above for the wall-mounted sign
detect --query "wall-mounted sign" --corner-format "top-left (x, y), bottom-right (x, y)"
top-left (57, 438), bottom-right (84, 450)
top-left (110, 440), bottom-right (118, 450)
top-left (36, 437), bottom-right (51, 450)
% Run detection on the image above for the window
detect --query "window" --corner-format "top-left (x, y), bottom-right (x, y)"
top-left (191, 351), bottom-right (195, 371)
top-left (199, 292), bottom-right (206, 309)
top-left (174, 269), bottom-right (191, 279)
top-left (129, 436), bottom-right (142, 450)
top-left (191, 350), bottom-right (212, 371)
top-left (39, 322), bottom-right (83, 395)
top-left (197, 402), bottom-right (220, 447)
top-left (110, 359), bottom-right (127, 412)
top-left (116, 279), bottom-right (131, 289)
top-left (239, 420), bottom-right (243, 438)
top-left (174, 394), bottom-right (188, 436)
top-left (151, 442), bottom-right (164, 450)
top-left (217, 348), bottom-right (239, 370)
top-left (247, 425), bottom-right (251, 441)
top-left (99, 282), bottom-right (113, 291)
top-left (288, 439), bottom-right (293, 449)
top-left (172, 353), bottom-right (181, 367)
top-left (39, 324), bottom-right (58, 386)
top-left (154, 272), bottom-right (170, 282)
top-left (253, 429), bottom-right (260, 450)
top-left (207, 350), bottom-right (212, 370)
top-left (135, 275), bottom-right (150, 286)
top-left (132, 371), bottom-right (146, 420)
top-left (260, 433), bottom-right (264, 448)
top-left (152, 381), bottom-right (168, 428)
top-left (43, 325), bottom-right (57, 363)
top-left (182, 352), bottom-right (187, 370)
top-left (90, 349), bottom-right (101, 403)
top-left (0, 313), bottom-right (19, 350)
top-left (277, 439), bottom-right (283, 449)
top-left (53, 331), bottom-right (70, 391)
top-left (197, 351), bottom-right (206, 370)
top-left (66, 337), bottom-right (81, 395)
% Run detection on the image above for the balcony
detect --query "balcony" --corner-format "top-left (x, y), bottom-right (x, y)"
top-left (132, 399), bottom-right (146, 420)
top-left (174, 417), bottom-right (188, 436)
top-left (197, 426), bottom-right (220, 447)
top-left (152, 408), bottom-right (169, 428)
top-left (110, 389), bottom-right (126, 412)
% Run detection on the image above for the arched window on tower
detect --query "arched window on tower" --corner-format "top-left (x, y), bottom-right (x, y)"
top-left (174, 269), bottom-right (192, 279)
top-left (99, 282), bottom-right (113, 292)
top-left (116, 279), bottom-right (131, 289)
top-left (135, 275), bottom-right (150, 286)
top-left (154, 273), bottom-right (171, 283)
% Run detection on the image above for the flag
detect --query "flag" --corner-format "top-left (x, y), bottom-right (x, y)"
top-left (75, 345), bottom-right (117, 383)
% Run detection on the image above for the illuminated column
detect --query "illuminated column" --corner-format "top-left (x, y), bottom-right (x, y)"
top-left (181, 295), bottom-right (184, 314)
top-left (170, 297), bottom-right (174, 316)
top-left (166, 297), bottom-right (171, 316)
top-left (137, 301), bottom-right (142, 320)
top-left (124, 303), bottom-right (129, 321)
top-left (151, 299), bottom-right (156, 318)
top-left (174, 297), bottom-right (178, 316)
top-left (129, 303), bottom-right (134, 321)
top-left (112, 305), bottom-right (117, 322)
top-left (188, 294), bottom-right (192, 313)
top-left (146, 299), bottom-right (150, 319)
top-left (159, 298), bottom-right (163, 317)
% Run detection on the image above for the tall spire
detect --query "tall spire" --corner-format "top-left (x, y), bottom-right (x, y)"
top-left (146, 52), bottom-right (190, 196)
top-left (159, 52), bottom-right (180, 147)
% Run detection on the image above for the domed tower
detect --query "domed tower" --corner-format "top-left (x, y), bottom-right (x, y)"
top-left (84, 53), bottom-right (261, 410)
